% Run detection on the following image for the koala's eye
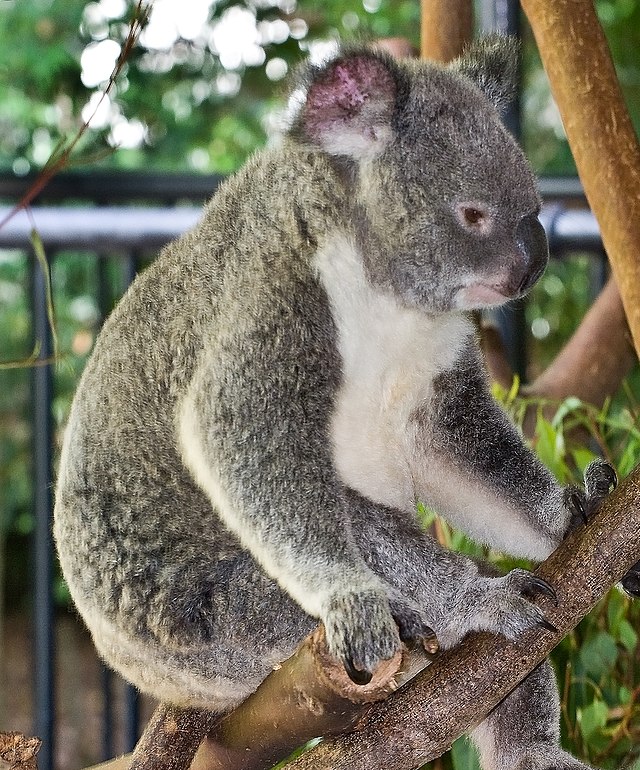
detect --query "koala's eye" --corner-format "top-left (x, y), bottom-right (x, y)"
top-left (454, 202), bottom-right (493, 234)
top-left (463, 207), bottom-right (484, 225)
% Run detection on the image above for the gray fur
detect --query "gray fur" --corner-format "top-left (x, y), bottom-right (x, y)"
top-left (55, 38), bottom-right (602, 769)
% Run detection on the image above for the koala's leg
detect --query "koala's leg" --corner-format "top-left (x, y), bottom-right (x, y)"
top-left (346, 491), bottom-right (557, 648)
top-left (470, 661), bottom-right (594, 770)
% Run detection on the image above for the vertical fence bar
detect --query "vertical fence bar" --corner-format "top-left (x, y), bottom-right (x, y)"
top-left (30, 249), bottom-right (55, 770)
top-left (480, 0), bottom-right (529, 378)
top-left (124, 686), bottom-right (140, 751)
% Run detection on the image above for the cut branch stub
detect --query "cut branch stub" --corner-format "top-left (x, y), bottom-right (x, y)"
top-left (191, 625), bottom-right (432, 770)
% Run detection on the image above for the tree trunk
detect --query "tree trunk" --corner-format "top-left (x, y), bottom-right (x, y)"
top-left (521, 0), bottom-right (640, 357)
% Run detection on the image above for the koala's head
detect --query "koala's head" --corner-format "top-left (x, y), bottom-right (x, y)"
top-left (289, 37), bottom-right (548, 313)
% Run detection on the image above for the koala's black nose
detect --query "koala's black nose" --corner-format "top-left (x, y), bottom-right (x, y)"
top-left (516, 213), bottom-right (549, 294)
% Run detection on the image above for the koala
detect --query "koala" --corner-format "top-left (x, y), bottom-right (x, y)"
top-left (54, 37), bottom-right (629, 770)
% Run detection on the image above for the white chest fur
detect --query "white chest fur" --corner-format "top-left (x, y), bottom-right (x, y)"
top-left (314, 235), bottom-right (473, 512)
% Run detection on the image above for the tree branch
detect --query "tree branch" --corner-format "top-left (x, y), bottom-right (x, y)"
top-left (87, 628), bottom-right (429, 770)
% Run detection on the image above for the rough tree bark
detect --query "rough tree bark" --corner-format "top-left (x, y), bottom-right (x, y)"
top-left (89, 632), bottom-right (430, 770)
top-left (127, 706), bottom-right (219, 770)
top-left (521, 0), bottom-right (640, 355)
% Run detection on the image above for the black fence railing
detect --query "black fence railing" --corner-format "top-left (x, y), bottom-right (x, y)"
top-left (0, 172), bottom-right (605, 770)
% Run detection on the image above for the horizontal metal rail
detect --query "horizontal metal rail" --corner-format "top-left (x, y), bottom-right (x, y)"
top-left (0, 206), bottom-right (202, 251)
top-left (0, 171), bottom-right (585, 205)
top-left (0, 202), bottom-right (602, 254)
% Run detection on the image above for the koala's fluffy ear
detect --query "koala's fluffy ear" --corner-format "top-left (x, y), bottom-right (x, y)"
top-left (293, 50), bottom-right (398, 159)
top-left (452, 35), bottom-right (519, 112)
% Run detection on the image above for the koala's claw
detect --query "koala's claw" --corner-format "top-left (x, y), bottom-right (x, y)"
top-left (584, 458), bottom-right (617, 500)
top-left (389, 597), bottom-right (436, 647)
top-left (343, 658), bottom-right (373, 685)
top-left (536, 617), bottom-right (558, 633)
top-left (523, 575), bottom-right (559, 607)
top-left (568, 491), bottom-right (588, 525)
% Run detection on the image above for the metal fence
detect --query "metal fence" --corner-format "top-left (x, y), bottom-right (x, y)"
top-left (0, 171), bottom-right (605, 770)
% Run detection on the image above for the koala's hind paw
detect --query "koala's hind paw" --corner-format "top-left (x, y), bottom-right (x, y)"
top-left (323, 588), bottom-right (401, 685)
top-left (439, 569), bottom-right (558, 648)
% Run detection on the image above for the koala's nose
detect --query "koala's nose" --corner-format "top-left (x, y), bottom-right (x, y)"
top-left (516, 213), bottom-right (549, 294)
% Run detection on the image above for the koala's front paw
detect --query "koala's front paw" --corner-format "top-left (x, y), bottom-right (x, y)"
top-left (323, 588), bottom-right (405, 685)
top-left (566, 459), bottom-right (617, 528)
top-left (439, 569), bottom-right (558, 648)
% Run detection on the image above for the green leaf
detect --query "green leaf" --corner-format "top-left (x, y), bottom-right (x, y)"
top-left (607, 590), bottom-right (627, 634)
top-left (534, 413), bottom-right (567, 479)
top-left (552, 396), bottom-right (583, 427)
top-left (416, 501), bottom-right (436, 527)
top-left (618, 619), bottom-right (638, 652)
top-left (571, 446), bottom-right (598, 476)
top-left (619, 685), bottom-right (632, 705)
top-left (450, 737), bottom-right (481, 770)
top-left (577, 699), bottom-right (609, 741)
top-left (579, 631), bottom-right (619, 678)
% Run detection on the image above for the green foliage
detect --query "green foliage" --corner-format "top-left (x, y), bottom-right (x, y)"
top-left (0, 0), bottom-right (420, 175)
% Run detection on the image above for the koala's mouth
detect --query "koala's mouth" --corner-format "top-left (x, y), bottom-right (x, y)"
top-left (454, 282), bottom-right (514, 310)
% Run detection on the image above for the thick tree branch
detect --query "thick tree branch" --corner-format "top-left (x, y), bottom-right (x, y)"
top-left (521, 0), bottom-right (640, 356)
top-left (88, 629), bottom-right (427, 770)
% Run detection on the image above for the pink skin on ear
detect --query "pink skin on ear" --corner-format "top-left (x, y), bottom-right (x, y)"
top-left (302, 55), bottom-right (396, 149)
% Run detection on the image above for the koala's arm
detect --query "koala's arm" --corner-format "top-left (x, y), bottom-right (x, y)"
top-left (177, 289), bottom-right (430, 681)
top-left (413, 341), bottom-right (576, 561)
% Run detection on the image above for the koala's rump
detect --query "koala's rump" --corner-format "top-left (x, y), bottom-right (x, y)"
top-left (55, 402), bottom-right (315, 708)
